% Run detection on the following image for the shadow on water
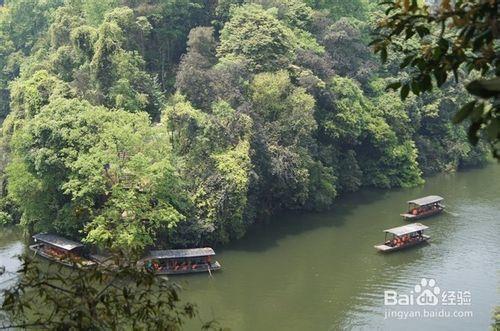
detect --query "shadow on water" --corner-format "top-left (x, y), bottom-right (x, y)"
top-left (0, 227), bottom-right (24, 248)
top-left (226, 187), bottom-right (393, 253)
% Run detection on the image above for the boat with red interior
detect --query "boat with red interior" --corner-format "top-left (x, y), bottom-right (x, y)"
top-left (138, 248), bottom-right (221, 275)
top-left (29, 233), bottom-right (97, 268)
top-left (374, 223), bottom-right (430, 253)
top-left (400, 195), bottom-right (444, 221)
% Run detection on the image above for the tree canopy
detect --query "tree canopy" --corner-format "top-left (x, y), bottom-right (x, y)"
top-left (0, 0), bottom-right (490, 249)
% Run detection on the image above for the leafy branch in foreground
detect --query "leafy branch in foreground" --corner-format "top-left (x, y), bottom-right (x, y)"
top-left (493, 306), bottom-right (500, 331)
top-left (0, 255), bottom-right (219, 330)
top-left (372, 0), bottom-right (499, 158)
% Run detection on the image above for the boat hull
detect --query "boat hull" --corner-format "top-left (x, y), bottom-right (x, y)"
top-left (151, 261), bottom-right (222, 275)
top-left (29, 244), bottom-right (97, 269)
top-left (374, 236), bottom-right (430, 253)
top-left (401, 207), bottom-right (444, 220)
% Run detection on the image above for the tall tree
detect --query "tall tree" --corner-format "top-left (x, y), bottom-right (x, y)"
top-left (7, 96), bottom-right (185, 252)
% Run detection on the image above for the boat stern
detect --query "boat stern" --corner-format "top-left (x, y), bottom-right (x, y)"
top-left (374, 244), bottom-right (393, 252)
top-left (210, 261), bottom-right (222, 271)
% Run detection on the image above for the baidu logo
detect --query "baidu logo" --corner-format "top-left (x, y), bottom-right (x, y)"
top-left (383, 278), bottom-right (473, 320)
top-left (414, 278), bottom-right (440, 305)
top-left (384, 278), bottom-right (471, 307)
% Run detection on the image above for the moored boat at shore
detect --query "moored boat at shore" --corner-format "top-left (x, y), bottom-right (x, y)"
top-left (29, 233), bottom-right (97, 269)
top-left (374, 223), bottom-right (430, 252)
top-left (400, 195), bottom-right (444, 220)
top-left (138, 248), bottom-right (221, 275)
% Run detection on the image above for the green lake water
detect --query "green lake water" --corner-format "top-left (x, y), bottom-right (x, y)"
top-left (1, 165), bottom-right (499, 330)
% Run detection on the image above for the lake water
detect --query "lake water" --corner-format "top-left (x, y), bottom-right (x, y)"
top-left (1, 165), bottom-right (499, 330)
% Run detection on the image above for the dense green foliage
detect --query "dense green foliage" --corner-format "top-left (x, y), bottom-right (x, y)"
top-left (372, 0), bottom-right (499, 158)
top-left (0, 0), bottom-right (488, 250)
top-left (1, 255), bottom-right (203, 330)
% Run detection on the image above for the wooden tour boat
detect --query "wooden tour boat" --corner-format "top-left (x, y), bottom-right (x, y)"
top-left (29, 233), bottom-right (97, 269)
top-left (400, 195), bottom-right (444, 221)
top-left (374, 223), bottom-right (430, 253)
top-left (138, 248), bottom-right (221, 275)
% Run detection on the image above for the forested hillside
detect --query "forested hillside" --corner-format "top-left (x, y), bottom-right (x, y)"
top-left (0, 0), bottom-right (488, 251)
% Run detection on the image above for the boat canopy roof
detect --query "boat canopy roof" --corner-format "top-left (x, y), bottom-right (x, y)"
top-left (407, 195), bottom-right (443, 206)
top-left (146, 248), bottom-right (216, 260)
top-left (384, 223), bottom-right (429, 236)
top-left (33, 233), bottom-right (84, 251)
